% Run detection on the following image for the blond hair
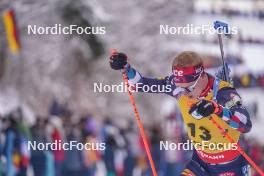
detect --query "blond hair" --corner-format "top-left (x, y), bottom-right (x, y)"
top-left (172, 51), bottom-right (203, 67)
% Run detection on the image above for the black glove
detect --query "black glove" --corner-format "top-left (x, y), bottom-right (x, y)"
top-left (109, 52), bottom-right (127, 70)
top-left (189, 99), bottom-right (218, 119)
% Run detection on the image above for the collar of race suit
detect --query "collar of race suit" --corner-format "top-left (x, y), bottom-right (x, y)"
top-left (199, 73), bottom-right (215, 98)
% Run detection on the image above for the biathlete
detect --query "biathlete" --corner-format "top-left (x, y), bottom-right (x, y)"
top-left (109, 51), bottom-right (252, 176)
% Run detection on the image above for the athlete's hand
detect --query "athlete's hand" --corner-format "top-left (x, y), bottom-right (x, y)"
top-left (109, 52), bottom-right (128, 70)
top-left (189, 99), bottom-right (220, 119)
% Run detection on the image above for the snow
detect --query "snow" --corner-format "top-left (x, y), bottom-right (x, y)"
top-left (0, 0), bottom-right (263, 133)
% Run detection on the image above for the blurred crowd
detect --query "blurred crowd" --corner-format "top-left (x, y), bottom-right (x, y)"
top-left (0, 100), bottom-right (263, 176)
top-left (244, 139), bottom-right (264, 176)
top-left (233, 73), bottom-right (264, 88)
top-left (0, 101), bottom-right (192, 176)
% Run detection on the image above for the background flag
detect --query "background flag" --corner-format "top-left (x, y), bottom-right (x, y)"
top-left (3, 9), bottom-right (21, 54)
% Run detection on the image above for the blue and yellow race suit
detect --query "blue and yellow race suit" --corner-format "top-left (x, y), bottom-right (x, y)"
top-left (125, 65), bottom-right (252, 176)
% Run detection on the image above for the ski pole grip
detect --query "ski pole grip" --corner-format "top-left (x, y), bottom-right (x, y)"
top-left (214, 20), bottom-right (231, 37)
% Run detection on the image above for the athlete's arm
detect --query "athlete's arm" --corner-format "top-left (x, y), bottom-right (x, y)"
top-left (125, 64), bottom-right (175, 96)
top-left (109, 52), bottom-right (175, 96)
top-left (189, 87), bottom-right (252, 133)
top-left (216, 87), bottom-right (252, 133)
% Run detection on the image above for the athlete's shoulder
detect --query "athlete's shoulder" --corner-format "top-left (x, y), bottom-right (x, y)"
top-left (218, 79), bottom-right (233, 89)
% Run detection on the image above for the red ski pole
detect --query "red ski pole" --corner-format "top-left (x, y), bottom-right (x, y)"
top-left (209, 116), bottom-right (264, 176)
top-left (121, 72), bottom-right (158, 176)
top-left (110, 49), bottom-right (158, 176)
top-left (213, 21), bottom-right (264, 175)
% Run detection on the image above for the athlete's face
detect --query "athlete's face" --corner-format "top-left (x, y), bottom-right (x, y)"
top-left (175, 73), bottom-right (208, 99)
